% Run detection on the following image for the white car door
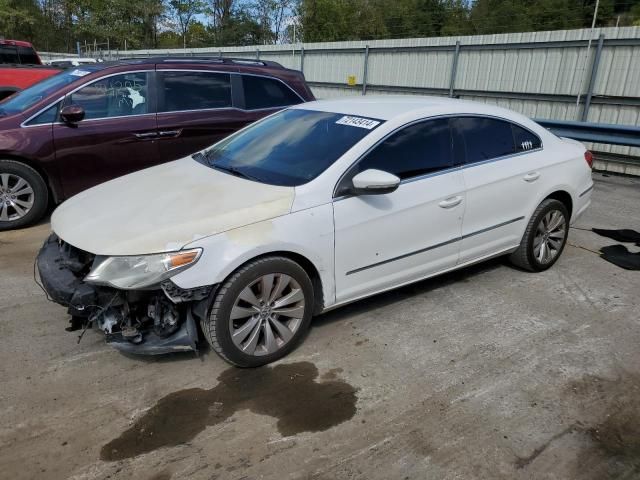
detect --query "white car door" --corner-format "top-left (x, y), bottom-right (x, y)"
top-left (453, 116), bottom-right (544, 264)
top-left (333, 118), bottom-right (465, 303)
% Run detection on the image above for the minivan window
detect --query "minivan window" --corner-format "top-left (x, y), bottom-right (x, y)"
top-left (242, 75), bottom-right (303, 110)
top-left (160, 71), bottom-right (231, 112)
top-left (353, 118), bottom-right (453, 180)
top-left (0, 67), bottom-right (101, 116)
top-left (200, 109), bottom-right (382, 187)
top-left (68, 72), bottom-right (148, 120)
top-left (455, 117), bottom-right (516, 163)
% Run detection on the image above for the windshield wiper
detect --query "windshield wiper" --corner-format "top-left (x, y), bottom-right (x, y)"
top-left (212, 164), bottom-right (261, 182)
top-left (201, 149), bottom-right (261, 182)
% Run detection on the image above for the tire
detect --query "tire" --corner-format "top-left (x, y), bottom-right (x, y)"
top-left (202, 256), bottom-right (315, 367)
top-left (0, 160), bottom-right (49, 231)
top-left (509, 199), bottom-right (569, 272)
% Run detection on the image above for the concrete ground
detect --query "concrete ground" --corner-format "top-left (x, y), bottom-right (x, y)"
top-left (0, 172), bottom-right (639, 480)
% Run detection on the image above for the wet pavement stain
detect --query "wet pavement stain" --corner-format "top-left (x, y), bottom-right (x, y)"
top-left (101, 362), bottom-right (357, 461)
top-left (515, 373), bottom-right (640, 476)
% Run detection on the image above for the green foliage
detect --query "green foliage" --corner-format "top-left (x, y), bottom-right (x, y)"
top-left (1, 0), bottom-right (639, 51)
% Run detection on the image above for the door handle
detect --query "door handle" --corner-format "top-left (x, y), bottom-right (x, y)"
top-left (523, 172), bottom-right (541, 182)
top-left (158, 130), bottom-right (181, 138)
top-left (133, 132), bottom-right (158, 139)
top-left (439, 196), bottom-right (463, 209)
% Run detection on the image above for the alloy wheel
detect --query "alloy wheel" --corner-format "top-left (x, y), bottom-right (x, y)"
top-left (0, 173), bottom-right (34, 222)
top-left (229, 273), bottom-right (306, 356)
top-left (533, 209), bottom-right (566, 265)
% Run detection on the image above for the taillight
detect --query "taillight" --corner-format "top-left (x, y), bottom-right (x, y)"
top-left (584, 150), bottom-right (594, 169)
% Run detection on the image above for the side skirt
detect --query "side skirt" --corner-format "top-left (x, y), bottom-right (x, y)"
top-left (322, 245), bottom-right (520, 314)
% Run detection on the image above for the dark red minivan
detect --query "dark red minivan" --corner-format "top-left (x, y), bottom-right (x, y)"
top-left (0, 57), bottom-right (314, 230)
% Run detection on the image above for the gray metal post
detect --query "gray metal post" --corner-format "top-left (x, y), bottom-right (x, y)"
top-left (362, 45), bottom-right (370, 96)
top-left (256, 48), bottom-right (260, 60)
top-left (300, 46), bottom-right (304, 73)
top-left (449, 41), bottom-right (461, 98)
top-left (581, 33), bottom-right (605, 122)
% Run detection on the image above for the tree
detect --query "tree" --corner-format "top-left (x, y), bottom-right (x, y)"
top-left (251, 0), bottom-right (293, 44)
top-left (169, 0), bottom-right (205, 48)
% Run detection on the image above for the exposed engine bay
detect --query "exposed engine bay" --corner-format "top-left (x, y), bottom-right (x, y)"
top-left (36, 234), bottom-right (213, 355)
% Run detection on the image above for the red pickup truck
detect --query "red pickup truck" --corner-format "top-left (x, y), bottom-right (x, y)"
top-left (0, 40), bottom-right (60, 101)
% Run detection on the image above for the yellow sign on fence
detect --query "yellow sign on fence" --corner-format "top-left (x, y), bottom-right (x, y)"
top-left (347, 75), bottom-right (357, 86)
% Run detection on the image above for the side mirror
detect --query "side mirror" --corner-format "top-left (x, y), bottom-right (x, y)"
top-left (60, 105), bottom-right (85, 124)
top-left (351, 169), bottom-right (400, 196)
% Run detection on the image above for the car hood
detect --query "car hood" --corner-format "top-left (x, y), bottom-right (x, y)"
top-left (51, 157), bottom-right (295, 255)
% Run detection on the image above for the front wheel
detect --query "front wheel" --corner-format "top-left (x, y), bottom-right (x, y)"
top-left (202, 256), bottom-right (315, 367)
top-left (509, 199), bottom-right (569, 272)
top-left (0, 160), bottom-right (49, 231)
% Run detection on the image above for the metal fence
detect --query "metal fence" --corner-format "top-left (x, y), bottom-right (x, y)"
top-left (110, 27), bottom-right (640, 158)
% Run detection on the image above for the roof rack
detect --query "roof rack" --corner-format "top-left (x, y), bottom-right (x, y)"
top-left (116, 56), bottom-right (284, 69)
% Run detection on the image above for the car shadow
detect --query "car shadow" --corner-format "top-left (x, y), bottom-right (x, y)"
top-left (120, 258), bottom-right (507, 365)
top-left (313, 257), bottom-right (506, 329)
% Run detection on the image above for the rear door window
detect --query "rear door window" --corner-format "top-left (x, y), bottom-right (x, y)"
top-left (17, 46), bottom-right (40, 65)
top-left (159, 71), bottom-right (231, 112)
top-left (0, 45), bottom-right (19, 64)
top-left (454, 117), bottom-right (516, 164)
top-left (242, 75), bottom-right (303, 110)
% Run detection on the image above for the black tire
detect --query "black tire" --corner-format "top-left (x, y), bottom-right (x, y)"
top-left (0, 160), bottom-right (49, 231)
top-left (509, 199), bottom-right (569, 272)
top-left (202, 256), bottom-right (315, 367)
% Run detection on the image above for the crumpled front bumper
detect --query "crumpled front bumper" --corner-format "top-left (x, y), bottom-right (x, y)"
top-left (36, 233), bottom-right (212, 355)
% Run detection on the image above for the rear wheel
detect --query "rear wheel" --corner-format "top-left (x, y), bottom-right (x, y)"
top-left (509, 199), bottom-right (569, 272)
top-left (202, 256), bottom-right (314, 367)
top-left (0, 160), bottom-right (49, 231)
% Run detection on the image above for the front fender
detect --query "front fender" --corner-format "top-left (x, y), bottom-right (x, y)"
top-left (170, 203), bottom-right (336, 308)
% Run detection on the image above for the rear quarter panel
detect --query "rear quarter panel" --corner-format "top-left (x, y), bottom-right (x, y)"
top-left (527, 135), bottom-right (592, 226)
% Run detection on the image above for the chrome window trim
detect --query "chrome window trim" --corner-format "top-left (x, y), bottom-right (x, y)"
top-left (155, 105), bottom-right (284, 116)
top-left (156, 68), bottom-right (305, 114)
top-left (20, 97), bottom-right (64, 128)
top-left (332, 113), bottom-right (544, 199)
top-left (19, 67), bottom-right (303, 127)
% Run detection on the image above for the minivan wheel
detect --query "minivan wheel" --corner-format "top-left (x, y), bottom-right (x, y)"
top-left (509, 199), bottom-right (569, 272)
top-left (0, 160), bottom-right (49, 231)
top-left (202, 256), bottom-right (314, 367)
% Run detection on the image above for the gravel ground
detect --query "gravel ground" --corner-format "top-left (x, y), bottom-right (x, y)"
top-left (0, 172), bottom-right (638, 480)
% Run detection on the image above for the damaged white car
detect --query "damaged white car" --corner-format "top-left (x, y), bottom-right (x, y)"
top-left (37, 96), bottom-right (593, 367)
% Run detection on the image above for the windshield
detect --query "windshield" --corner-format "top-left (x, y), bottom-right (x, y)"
top-left (0, 66), bottom-right (101, 116)
top-left (200, 109), bottom-right (383, 187)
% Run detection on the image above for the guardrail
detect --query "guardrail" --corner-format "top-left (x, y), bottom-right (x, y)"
top-left (534, 119), bottom-right (640, 149)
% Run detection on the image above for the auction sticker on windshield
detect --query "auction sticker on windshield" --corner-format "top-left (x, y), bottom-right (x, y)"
top-left (336, 115), bottom-right (381, 130)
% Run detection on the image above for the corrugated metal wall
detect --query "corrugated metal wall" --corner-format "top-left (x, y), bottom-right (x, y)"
top-left (123, 27), bottom-right (640, 156)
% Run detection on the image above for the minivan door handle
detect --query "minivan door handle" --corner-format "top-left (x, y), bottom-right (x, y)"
top-left (133, 132), bottom-right (158, 139)
top-left (523, 172), bottom-right (541, 182)
top-left (439, 196), bottom-right (463, 209)
top-left (158, 130), bottom-right (181, 138)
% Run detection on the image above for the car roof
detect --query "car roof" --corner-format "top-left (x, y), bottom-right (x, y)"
top-left (291, 95), bottom-right (532, 124)
top-left (0, 39), bottom-right (35, 48)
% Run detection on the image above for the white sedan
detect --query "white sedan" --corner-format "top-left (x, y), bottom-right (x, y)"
top-left (37, 96), bottom-right (593, 366)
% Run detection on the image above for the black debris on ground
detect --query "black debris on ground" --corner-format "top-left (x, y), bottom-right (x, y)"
top-left (600, 245), bottom-right (640, 271)
top-left (592, 228), bottom-right (640, 247)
